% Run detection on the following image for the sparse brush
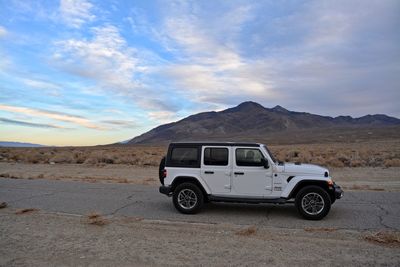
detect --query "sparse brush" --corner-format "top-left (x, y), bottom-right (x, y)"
top-left (235, 226), bottom-right (257, 236)
top-left (0, 142), bottom-right (398, 168)
top-left (15, 208), bottom-right (39, 214)
top-left (364, 230), bottom-right (400, 247)
top-left (86, 212), bottom-right (108, 226)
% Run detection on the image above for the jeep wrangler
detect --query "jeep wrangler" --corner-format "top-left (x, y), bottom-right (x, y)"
top-left (159, 142), bottom-right (343, 220)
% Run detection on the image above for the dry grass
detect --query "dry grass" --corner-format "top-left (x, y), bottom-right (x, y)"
top-left (304, 227), bottom-right (337, 233)
top-left (235, 226), bottom-right (257, 236)
top-left (0, 139), bottom-right (399, 168)
top-left (15, 208), bottom-right (39, 215)
top-left (269, 140), bottom-right (400, 168)
top-left (86, 212), bottom-right (108, 226)
top-left (363, 230), bottom-right (400, 247)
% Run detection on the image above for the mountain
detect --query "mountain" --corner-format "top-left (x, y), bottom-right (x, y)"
top-left (0, 141), bottom-right (46, 147)
top-left (127, 101), bottom-right (400, 144)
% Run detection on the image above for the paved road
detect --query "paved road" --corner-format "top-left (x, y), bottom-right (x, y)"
top-left (1, 178), bottom-right (399, 230)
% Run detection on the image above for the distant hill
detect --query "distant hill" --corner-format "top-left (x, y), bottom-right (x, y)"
top-left (0, 141), bottom-right (46, 147)
top-left (127, 101), bottom-right (400, 144)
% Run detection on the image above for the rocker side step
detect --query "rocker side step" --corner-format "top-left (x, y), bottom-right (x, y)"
top-left (208, 196), bottom-right (289, 204)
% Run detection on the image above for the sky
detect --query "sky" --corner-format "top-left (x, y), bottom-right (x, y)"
top-left (0, 0), bottom-right (399, 146)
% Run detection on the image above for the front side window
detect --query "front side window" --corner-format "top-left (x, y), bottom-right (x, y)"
top-left (236, 148), bottom-right (264, 166)
top-left (170, 147), bottom-right (199, 167)
top-left (204, 147), bottom-right (228, 166)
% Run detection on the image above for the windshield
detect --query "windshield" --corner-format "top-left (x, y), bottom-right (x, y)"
top-left (262, 144), bottom-right (278, 164)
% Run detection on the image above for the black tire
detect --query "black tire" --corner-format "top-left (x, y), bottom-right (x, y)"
top-left (295, 185), bottom-right (331, 220)
top-left (173, 182), bottom-right (204, 214)
top-left (158, 156), bottom-right (166, 185)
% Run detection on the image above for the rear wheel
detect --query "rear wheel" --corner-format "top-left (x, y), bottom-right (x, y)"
top-left (295, 185), bottom-right (331, 220)
top-left (173, 183), bottom-right (204, 214)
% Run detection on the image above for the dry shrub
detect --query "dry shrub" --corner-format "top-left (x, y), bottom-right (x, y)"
top-left (364, 230), bottom-right (400, 247)
top-left (15, 208), bottom-right (39, 215)
top-left (117, 178), bottom-right (129, 183)
top-left (84, 151), bottom-right (115, 165)
top-left (23, 152), bottom-right (47, 164)
top-left (73, 150), bottom-right (87, 164)
top-left (350, 159), bottom-right (364, 167)
top-left (86, 212), bottom-right (108, 226)
top-left (0, 141), bottom-right (397, 168)
top-left (326, 158), bottom-right (345, 167)
top-left (384, 158), bottom-right (400, 167)
top-left (304, 227), bottom-right (337, 233)
top-left (0, 202), bottom-right (7, 209)
top-left (235, 226), bottom-right (257, 236)
top-left (50, 152), bottom-right (75, 164)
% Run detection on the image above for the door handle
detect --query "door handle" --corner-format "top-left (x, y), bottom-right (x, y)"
top-left (234, 172), bottom-right (244, 175)
top-left (204, 171), bottom-right (214, 174)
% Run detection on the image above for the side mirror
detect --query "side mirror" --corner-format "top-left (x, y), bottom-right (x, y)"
top-left (261, 158), bottom-right (269, 169)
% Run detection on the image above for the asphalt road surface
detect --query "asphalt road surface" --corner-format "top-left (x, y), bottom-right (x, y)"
top-left (1, 178), bottom-right (399, 230)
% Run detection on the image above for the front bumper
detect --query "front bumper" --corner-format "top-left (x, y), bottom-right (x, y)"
top-left (159, 185), bottom-right (172, 196)
top-left (333, 183), bottom-right (343, 199)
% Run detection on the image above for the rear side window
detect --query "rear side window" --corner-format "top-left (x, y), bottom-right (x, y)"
top-left (236, 148), bottom-right (264, 166)
top-left (169, 147), bottom-right (199, 167)
top-left (204, 147), bottom-right (228, 166)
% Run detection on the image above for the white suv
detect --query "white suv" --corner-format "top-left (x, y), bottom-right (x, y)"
top-left (159, 142), bottom-right (343, 220)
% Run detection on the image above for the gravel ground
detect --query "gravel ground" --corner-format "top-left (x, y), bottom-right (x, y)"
top-left (0, 209), bottom-right (399, 266)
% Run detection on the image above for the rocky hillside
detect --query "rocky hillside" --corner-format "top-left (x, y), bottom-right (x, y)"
top-left (128, 101), bottom-right (400, 144)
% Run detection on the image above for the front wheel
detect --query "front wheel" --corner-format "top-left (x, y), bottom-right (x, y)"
top-left (173, 183), bottom-right (204, 214)
top-left (295, 186), bottom-right (331, 220)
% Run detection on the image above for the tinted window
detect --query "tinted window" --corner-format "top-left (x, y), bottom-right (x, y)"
top-left (170, 147), bottom-right (199, 167)
top-left (204, 148), bottom-right (228, 166)
top-left (236, 148), bottom-right (264, 166)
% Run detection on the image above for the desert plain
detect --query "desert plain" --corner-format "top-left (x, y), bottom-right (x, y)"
top-left (1, 138), bottom-right (399, 266)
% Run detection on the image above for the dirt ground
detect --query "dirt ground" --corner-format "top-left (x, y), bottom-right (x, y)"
top-left (1, 162), bottom-right (399, 191)
top-left (0, 209), bottom-right (399, 266)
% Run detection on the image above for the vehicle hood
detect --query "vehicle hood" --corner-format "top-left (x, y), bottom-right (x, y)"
top-left (282, 163), bottom-right (328, 176)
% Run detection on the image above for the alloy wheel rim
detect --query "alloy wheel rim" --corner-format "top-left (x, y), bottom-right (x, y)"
top-left (177, 189), bottom-right (197, 209)
top-left (301, 192), bottom-right (325, 215)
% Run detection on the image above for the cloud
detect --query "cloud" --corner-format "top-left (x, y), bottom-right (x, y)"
top-left (22, 78), bottom-right (61, 91)
top-left (0, 104), bottom-right (105, 130)
top-left (21, 78), bottom-right (61, 96)
top-left (101, 120), bottom-right (137, 128)
top-left (0, 26), bottom-right (7, 38)
top-left (0, 117), bottom-right (66, 129)
top-left (152, 2), bottom-right (278, 106)
top-left (148, 111), bottom-right (179, 124)
top-left (148, 0), bottom-right (399, 117)
top-left (52, 24), bottom-right (177, 122)
top-left (59, 0), bottom-right (95, 28)
top-left (53, 25), bottom-right (142, 92)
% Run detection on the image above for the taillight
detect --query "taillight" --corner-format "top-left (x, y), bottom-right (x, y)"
top-left (162, 169), bottom-right (167, 178)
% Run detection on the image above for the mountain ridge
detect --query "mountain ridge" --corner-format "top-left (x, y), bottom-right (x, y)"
top-left (127, 102), bottom-right (400, 144)
top-left (0, 141), bottom-right (46, 147)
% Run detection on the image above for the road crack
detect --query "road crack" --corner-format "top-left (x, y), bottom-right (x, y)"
top-left (107, 200), bottom-right (143, 216)
top-left (375, 204), bottom-right (396, 230)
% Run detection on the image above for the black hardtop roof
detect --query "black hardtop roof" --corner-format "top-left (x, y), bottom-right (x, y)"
top-left (169, 141), bottom-right (261, 147)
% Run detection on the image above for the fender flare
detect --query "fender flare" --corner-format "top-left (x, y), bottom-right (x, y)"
top-left (171, 175), bottom-right (211, 195)
top-left (281, 176), bottom-right (330, 199)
